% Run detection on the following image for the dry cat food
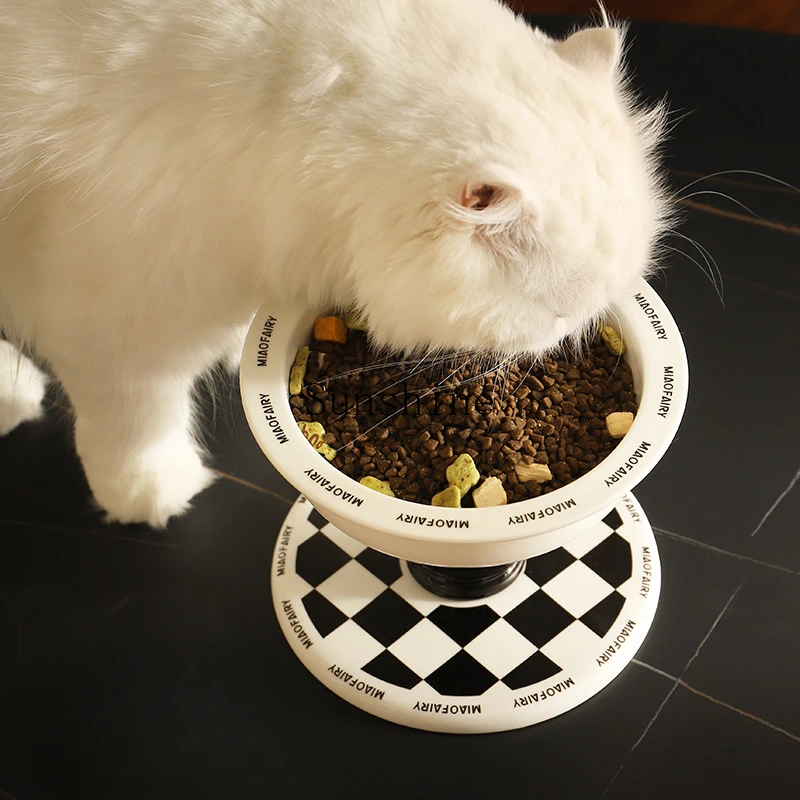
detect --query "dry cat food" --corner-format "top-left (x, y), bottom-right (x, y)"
top-left (289, 316), bottom-right (638, 505)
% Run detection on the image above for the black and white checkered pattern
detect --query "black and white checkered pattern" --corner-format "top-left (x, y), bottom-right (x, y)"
top-left (292, 505), bottom-right (633, 697)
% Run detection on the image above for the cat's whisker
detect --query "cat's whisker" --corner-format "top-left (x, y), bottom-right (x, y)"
top-left (672, 168), bottom-right (800, 196)
top-left (663, 243), bottom-right (725, 307)
top-left (671, 230), bottom-right (725, 304)
top-left (676, 189), bottom-right (766, 222)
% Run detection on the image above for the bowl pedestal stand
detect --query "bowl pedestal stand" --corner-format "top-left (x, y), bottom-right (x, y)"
top-left (271, 491), bottom-right (659, 734)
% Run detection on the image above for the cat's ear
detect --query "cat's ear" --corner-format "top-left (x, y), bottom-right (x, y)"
top-left (555, 27), bottom-right (621, 79)
top-left (454, 177), bottom-right (526, 226)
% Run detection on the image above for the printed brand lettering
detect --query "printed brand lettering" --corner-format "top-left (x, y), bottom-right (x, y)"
top-left (303, 468), bottom-right (364, 507)
top-left (640, 546), bottom-right (652, 598)
top-left (596, 620), bottom-right (637, 666)
top-left (604, 442), bottom-right (652, 487)
top-left (327, 665), bottom-right (385, 700)
top-left (658, 366), bottom-right (675, 418)
top-left (275, 525), bottom-right (292, 577)
top-left (623, 497), bottom-right (641, 522)
top-left (281, 600), bottom-right (313, 649)
top-left (508, 498), bottom-right (577, 525)
top-left (256, 316), bottom-right (277, 366)
top-left (259, 393), bottom-right (289, 444)
top-left (513, 677), bottom-right (575, 707)
top-left (633, 293), bottom-right (668, 340)
top-left (395, 514), bottom-right (469, 529)
top-left (412, 702), bottom-right (482, 715)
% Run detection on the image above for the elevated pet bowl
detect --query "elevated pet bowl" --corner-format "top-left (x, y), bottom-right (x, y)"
top-left (240, 278), bottom-right (687, 732)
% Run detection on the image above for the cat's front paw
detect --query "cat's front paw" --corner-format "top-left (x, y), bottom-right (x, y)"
top-left (0, 342), bottom-right (48, 436)
top-left (86, 443), bottom-right (216, 528)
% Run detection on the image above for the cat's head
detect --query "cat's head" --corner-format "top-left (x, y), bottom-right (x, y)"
top-left (339, 19), bottom-right (671, 357)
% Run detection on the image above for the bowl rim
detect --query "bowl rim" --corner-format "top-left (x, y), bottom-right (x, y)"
top-left (240, 278), bottom-right (688, 549)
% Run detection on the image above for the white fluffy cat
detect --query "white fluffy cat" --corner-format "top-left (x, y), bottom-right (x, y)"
top-left (0, 0), bottom-right (669, 526)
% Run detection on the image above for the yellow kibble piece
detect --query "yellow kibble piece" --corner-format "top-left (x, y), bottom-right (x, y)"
top-left (514, 462), bottom-right (553, 483)
top-left (313, 316), bottom-right (348, 344)
top-left (297, 421), bottom-right (337, 459)
top-left (344, 310), bottom-right (369, 331)
top-left (445, 453), bottom-right (480, 495)
top-left (472, 476), bottom-right (508, 507)
top-left (601, 325), bottom-right (626, 355)
top-left (432, 485), bottom-right (462, 508)
top-left (359, 476), bottom-right (395, 497)
top-left (289, 365), bottom-right (305, 395)
top-left (318, 444), bottom-right (337, 461)
top-left (606, 411), bottom-right (634, 439)
top-left (288, 346), bottom-right (310, 395)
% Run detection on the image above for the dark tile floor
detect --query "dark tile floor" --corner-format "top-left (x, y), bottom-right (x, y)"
top-left (1, 15), bottom-right (799, 800)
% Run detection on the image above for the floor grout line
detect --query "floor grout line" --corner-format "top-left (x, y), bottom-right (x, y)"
top-left (630, 660), bottom-right (800, 746)
top-left (750, 464), bottom-right (800, 537)
top-left (724, 274), bottom-right (800, 304)
top-left (684, 582), bottom-right (743, 671)
top-left (601, 587), bottom-right (746, 797)
top-left (631, 658), bottom-right (679, 682)
top-left (678, 682), bottom-right (800, 744)
top-left (652, 527), bottom-right (799, 576)
top-left (212, 470), bottom-right (295, 505)
top-left (679, 198), bottom-right (800, 235)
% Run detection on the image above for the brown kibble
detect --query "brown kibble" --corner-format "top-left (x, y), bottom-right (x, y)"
top-left (290, 320), bottom-right (637, 503)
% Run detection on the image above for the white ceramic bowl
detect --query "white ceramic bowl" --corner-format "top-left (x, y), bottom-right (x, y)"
top-left (240, 278), bottom-right (687, 566)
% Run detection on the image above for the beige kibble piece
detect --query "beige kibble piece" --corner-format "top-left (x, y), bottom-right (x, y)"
top-left (359, 476), bottom-right (395, 497)
top-left (432, 485), bottom-right (462, 508)
top-left (472, 476), bottom-right (507, 507)
top-left (445, 453), bottom-right (480, 495)
top-left (515, 462), bottom-right (553, 483)
top-left (601, 325), bottom-right (625, 355)
top-left (606, 411), bottom-right (634, 438)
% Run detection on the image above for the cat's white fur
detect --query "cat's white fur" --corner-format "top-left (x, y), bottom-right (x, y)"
top-left (0, 0), bottom-right (669, 526)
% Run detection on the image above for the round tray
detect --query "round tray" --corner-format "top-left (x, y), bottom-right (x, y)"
top-left (271, 491), bottom-right (660, 733)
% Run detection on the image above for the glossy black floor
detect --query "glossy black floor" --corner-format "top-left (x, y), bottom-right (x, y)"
top-left (2, 16), bottom-right (799, 800)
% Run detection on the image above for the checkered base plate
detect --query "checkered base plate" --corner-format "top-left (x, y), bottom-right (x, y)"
top-left (272, 493), bottom-right (660, 734)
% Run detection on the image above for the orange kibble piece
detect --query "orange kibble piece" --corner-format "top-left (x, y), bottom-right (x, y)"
top-left (313, 316), bottom-right (348, 344)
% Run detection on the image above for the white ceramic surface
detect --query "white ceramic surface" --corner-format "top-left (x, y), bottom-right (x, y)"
top-left (271, 492), bottom-right (660, 734)
top-left (241, 278), bottom-right (687, 566)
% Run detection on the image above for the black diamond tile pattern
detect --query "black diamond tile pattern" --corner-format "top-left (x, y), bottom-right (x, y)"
top-left (602, 508), bottom-right (624, 531)
top-left (502, 652), bottom-right (563, 690)
top-left (580, 591), bottom-right (626, 638)
top-left (425, 651), bottom-right (498, 697)
top-left (581, 533), bottom-right (632, 588)
top-left (362, 651), bottom-right (422, 690)
top-left (427, 605), bottom-right (500, 647)
top-left (523, 548), bottom-right (576, 586)
top-left (307, 507), bottom-right (329, 531)
top-left (301, 590), bottom-right (348, 638)
top-left (352, 590), bottom-right (424, 647)
top-left (355, 548), bottom-right (402, 585)
top-left (295, 532), bottom-right (352, 587)
top-left (505, 592), bottom-right (576, 648)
